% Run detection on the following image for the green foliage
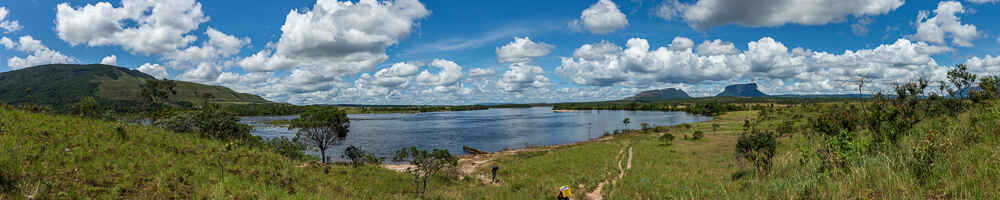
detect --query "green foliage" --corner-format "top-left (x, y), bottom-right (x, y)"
top-left (623, 118), bottom-right (630, 129)
top-left (343, 145), bottom-right (381, 168)
top-left (810, 105), bottom-right (858, 136)
top-left (290, 108), bottom-right (350, 163)
top-left (909, 131), bottom-right (942, 183)
top-left (946, 64), bottom-right (977, 99)
top-left (70, 96), bottom-right (100, 118)
top-left (640, 122), bottom-right (651, 132)
top-left (817, 130), bottom-right (864, 171)
top-left (154, 105), bottom-right (254, 142)
top-left (776, 120), bottom-right (795, 137)
top-left (140, 79), bottom-right (177, 114)
top-left (972, 75), bottom-right (999, 102)
top-left (264, 136), bottom-right (309, 161)
top-left (736, 120), bottom-right (777, 173)
top-left (692, 130), bottom-right (704, 140)
top-left (392, 146), bottom-right (458, 196)
top-left (659, 133), bottom-right (675, 145)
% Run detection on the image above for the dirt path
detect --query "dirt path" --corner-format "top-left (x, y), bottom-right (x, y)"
top-left (585, 146), bottom-right (633, 200)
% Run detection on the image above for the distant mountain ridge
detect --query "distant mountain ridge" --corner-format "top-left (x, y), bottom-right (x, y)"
top-left (627, 88), bottom-right (691, 101)
top-left (0, 64), bottom-right (269, 109)
top-left (716, 83), bottom-right (768, 97)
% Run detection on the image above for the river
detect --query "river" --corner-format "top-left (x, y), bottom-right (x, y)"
top-left (240, 107), bottom-right (711, 162)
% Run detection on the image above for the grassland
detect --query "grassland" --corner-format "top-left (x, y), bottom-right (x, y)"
top-left (3, 99), bottom-right (999, 199)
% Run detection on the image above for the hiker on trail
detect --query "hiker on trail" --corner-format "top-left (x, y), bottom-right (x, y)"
top-left (491, 165), bottom-right (499, 183)
top-left (557, 185), bottom-right (571, 200)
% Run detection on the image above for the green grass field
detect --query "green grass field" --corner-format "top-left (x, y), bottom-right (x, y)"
top-left (3, 100), bottom-right (999, 199)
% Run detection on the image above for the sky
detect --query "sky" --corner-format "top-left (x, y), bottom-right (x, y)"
top-left (1, 0), bottom-right (1000, 105)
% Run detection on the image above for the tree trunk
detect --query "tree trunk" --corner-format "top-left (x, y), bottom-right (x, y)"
top-left (421, 176), bottom-right (428, 196)
top-left (320, 147), bottom-right (327, 163)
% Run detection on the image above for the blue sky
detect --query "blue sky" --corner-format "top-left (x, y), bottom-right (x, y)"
top-left (1, 0), bottom-right (1000, 105)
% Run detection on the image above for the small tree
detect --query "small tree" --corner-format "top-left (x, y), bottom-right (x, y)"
top-left (140, 79), bottom-right (176, 118)
top-left (972, 75), bottom-right (999, 102)
top-left (343, 145), bottom-right (381, 168)
top-left (265, 136), bottom-right (309, 161)
top-left (393, 146), bottom-right (458, 196)
top-left (290, 108), bottom-right (350, 164)
top-left (712, 123), bottom-right (721, 133)
top-left (71, 96), bottom-right (100, 118)
top-left (736, 119), bottom-right (777, 173)
top-left (946, 64), bottom-right (977, 99)
top-left (623, 118), bottom-right (631, 130)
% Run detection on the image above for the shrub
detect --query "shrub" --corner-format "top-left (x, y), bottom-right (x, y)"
top-left (265, 136), bottom-right (309, 161)
top-left (736, 120), bottom-right (777, 173)
top-left (692, 130), bottom-right (704, 140)
top-left (155, 106), bottom-right (254, 141)
top-left (810, 106), bottom-right (858, 136)
top-left (343, 145), bottom-right (381, 168)
top-left (393, 146), bottom-right (458, 196)
top-left (909, 132), bottom-right (942, 183)
top-left (659, 133), bottom-right (675, 145)
top-left (817, 130), bottom-right (863, 171)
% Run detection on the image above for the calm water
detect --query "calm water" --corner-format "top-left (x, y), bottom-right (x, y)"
top-left (240, 107), bottom-right (711, 162)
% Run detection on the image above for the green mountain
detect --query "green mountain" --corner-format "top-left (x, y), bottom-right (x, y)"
top-left (627, 88), bottom-right (691, 101)
top-left (0, 64), bottom-right (269, 109)
top-left (716, 83), bottom-right (768, 97)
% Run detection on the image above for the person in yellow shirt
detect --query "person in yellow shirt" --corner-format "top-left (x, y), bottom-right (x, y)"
top-left (557, 185), bottom-right (571, 200)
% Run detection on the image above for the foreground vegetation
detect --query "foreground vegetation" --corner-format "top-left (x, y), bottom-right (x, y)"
top-left (3, 66), bottom-right (998, 199)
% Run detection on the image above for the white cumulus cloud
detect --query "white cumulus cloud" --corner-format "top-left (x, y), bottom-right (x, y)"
top-left (570, 0), bottom-right (628, 34)
top-left (100, 55), bottom-right (117, 65)
top-left (0, 7), bottom-right (22, 33)
top-left (468, 68), bottom-right (495, 77)
top-left (557, 36), bottom-right (953, 95)
top-left (137, 63), bottom-right (169, 79)
top-left (910, 1), bottom-right (981, 47)
top-left (499, 63), bottom-right (549, 92)
top-left (496, 37), bottom-right (555, 63)
top-left (4, 36), bottom-right (77, 70)
top-left (55, 0), bottom-right (209, 55)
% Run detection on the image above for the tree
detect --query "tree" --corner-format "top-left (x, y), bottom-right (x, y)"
top-left (289, 108), bottom-right (350, 163)
top-left (712, 123), bottom-right (721, 133)
top-left (393, 146), bottom-right (458, 196)
top-left (623, 118), bottom-right (630, 130)
top-left (71, 96), bottom-right (99, 118)
top-left (972, 75), bottom-right (999, 101)
top-left (140, 79), bottom-right (177, 114)
top-left (343, 145), bottom-right (380, 168)
top-left (946, 64), bottom-right (977, 99)
top-left (198, 92), bottom-right (215, 108)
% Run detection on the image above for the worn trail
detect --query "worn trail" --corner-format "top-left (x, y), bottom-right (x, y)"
top-left (586, 145), bottom-right (633, 200)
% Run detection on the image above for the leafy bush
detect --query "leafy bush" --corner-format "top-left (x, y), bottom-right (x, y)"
top-left (659, 133), bottom-right (675, 145)
top-left (343, 145), bottom-right (382, 168)
top-left (817, 130), bottom-right (864, 171)
top-left (265, 136), bottom-right (309, 161)
top-left (736, 120), bottom-right (777, 173)
top-left (692, 130), bottom-right (704, 140)
top-left (155, 106), bottom-right (254, 141)
top-left (810, 105), bottom-right (858, 136)
top-left (392, 146), bottom-right (458, 196)
top-left (909, 132), bottom-right (942, 183)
